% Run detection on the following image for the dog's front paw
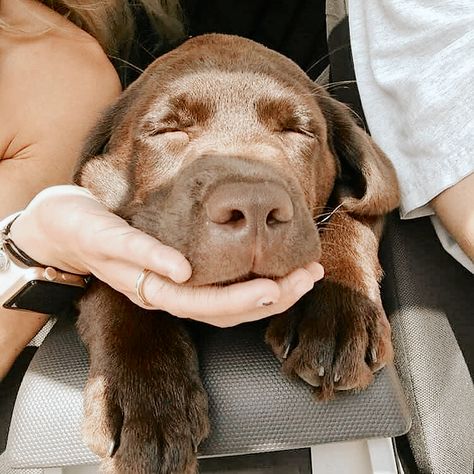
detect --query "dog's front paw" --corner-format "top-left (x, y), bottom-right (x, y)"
top-left (82, 370), bottom-right (210, 474)
top-left (266, 280), bottom-right (393, 399)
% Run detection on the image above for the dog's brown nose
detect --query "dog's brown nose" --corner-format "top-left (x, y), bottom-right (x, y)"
top-left (206, 182), bottom-right (293, 228)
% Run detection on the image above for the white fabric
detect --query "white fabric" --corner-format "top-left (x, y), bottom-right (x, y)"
top-left (347, 0), bottom-right (474, 273)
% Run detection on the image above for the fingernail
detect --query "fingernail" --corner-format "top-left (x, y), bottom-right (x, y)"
top-left (257, 298), bottom-right (275, 307)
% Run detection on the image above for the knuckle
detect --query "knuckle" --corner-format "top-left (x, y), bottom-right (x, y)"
top-left (122, 231), bottom-right (146, 257)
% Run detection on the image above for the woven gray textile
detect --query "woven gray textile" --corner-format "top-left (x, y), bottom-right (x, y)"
top-left (0, 453), bottom-right (39, 474)
top-left (381, 214), bottom-right (474, 474)
top-left (5, 315), bottom-right (409, 469)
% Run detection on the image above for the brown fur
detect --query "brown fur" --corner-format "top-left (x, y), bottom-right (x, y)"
top-left (75, 34), bottom-right (400, 473)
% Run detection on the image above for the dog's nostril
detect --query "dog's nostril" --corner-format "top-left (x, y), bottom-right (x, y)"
top-left (206, 181), bottom-right (294, 229)
top-left (267, 207), bottom-right (292, 226)
top-left (230, 210), bottom-right (245, 223)
top-left (206, 205), bottom-right (246, 225)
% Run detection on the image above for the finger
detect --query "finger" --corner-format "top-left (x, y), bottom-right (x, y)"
top-left (140, 263), bottom-right (323, 325)
top-left (92, 260), bottom-right (323, 327)
top-left (303, 261), bottom-right (324, 281)
top-left (87, 260), bottom-right (275, 318)
top-left (90, 223), bottom-right (192, 283)
top-left (246, 264), bottom-right (323, 318)
top-left (90, 262), bottom-right (289, 325)
top-left (141, 273), bottom-right (282, 322)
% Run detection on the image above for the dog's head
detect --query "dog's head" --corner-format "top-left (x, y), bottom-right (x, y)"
top-left (75, 34), bottom-right (399, 285)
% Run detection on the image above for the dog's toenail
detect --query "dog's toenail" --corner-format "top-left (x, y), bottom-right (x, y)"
top-left (282, 343), bottom-right (291, 359)
top-left (371, 348), bottom-right (378, 363)
top-left (108, 440), bottom-right (117, 457)
top-left (318, 366), bottom-right (325, 377)
top-left (334, 373), bottom-right (341, 383)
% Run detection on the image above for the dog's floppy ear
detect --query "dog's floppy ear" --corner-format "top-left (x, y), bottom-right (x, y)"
top-left (74, 85), bottom-right (138, 210)
top-left (318, 93), bottom-right (400, 216)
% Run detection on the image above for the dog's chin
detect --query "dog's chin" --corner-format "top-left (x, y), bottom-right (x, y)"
top-left (211, 272), bottom-right (278, 287)
top-left (184, 271), bottom-right (273, 288)
top-left (187, 267), bottom-right (305, 287)
top-left (186, 248), bottom-right (321, 287)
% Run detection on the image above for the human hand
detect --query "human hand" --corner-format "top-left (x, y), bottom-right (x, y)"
top-left (11, 186), bottom-right (324, 327)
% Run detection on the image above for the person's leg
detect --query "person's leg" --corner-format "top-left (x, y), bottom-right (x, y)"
top-left (0, 308), bottom-right (47, 380)
top-left (431, 173), bottom-right (474, 261)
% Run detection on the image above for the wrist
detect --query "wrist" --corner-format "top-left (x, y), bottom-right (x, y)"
top-left (1, 213), bottom-right (91, 314)
top-left (8, 186), bottom-right (99, 274)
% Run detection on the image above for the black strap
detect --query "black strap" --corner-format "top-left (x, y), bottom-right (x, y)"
top-left (2, 216), bottom-right (44, 267)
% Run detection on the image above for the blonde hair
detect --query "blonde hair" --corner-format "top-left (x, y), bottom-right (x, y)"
top-left (42, 0), bottom-right (184, 56)
top-left (0, 1), bottom-right (185, 65)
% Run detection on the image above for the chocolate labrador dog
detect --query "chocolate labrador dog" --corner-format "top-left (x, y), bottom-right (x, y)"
top-left (74, 34), bottom-right (399, 473)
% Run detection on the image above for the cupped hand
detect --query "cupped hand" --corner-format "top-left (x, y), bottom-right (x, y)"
top-left (11, 186), bottom-right (324, 327)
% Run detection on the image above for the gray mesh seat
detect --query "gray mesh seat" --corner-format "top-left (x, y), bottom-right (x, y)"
top-left (3, 313), bottom-right (410, 469)
top-left (381, 214), bottom-right (474, 474)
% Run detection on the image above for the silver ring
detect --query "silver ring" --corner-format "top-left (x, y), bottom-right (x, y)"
top-left (135, 269), bottom-right (153, 307)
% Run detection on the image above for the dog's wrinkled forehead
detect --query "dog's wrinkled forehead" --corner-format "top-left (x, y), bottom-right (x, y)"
top-left (138, 70), bottom-right (322, 138)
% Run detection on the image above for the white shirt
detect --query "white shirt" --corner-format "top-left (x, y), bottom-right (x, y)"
top-left (348, 0), bottom-right (474, 273)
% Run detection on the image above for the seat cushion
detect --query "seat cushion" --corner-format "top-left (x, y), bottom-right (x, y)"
top-left (381, 214), bottom-right (474, 474)
top-left (5, 316), bottom-right (410, 469)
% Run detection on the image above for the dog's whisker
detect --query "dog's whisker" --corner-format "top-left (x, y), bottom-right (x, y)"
top-left (305, 43), bottom-right (351, 76)
top-left (316, 203), bottom-right (344, 225)
top-left (136, 42), bottom-right (158, 61)
top-left (107, 55), bottom-right (145, 74)
top-left (318, 226), bottom-right (349, 233)
top-left (312, 204), bottom-right (349, 213)
top-left (321, 80), bottom-right (357, 90)
top-left (313, 209), bottom-right (348, 220)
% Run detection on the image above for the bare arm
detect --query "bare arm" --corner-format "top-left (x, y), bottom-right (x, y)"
top-left (431, 173), bottom-right (474, 261)
top-left (0, 36), bottom-right (122, 213)
top-left (0, 29), bottom-right (121, 379)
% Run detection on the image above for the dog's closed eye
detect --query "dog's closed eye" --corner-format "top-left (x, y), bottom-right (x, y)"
top-left (147, 126), bottom-right (186, 136)
top-left (256, 97), bottom-right (316, 139)
top-left (279, 121), bottom-right (315, 138)
top-left (142, 93), bottom-right (214, 137)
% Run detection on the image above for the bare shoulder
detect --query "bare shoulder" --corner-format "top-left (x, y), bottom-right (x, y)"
top-left (0, 29), bottom-right (122, 159)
